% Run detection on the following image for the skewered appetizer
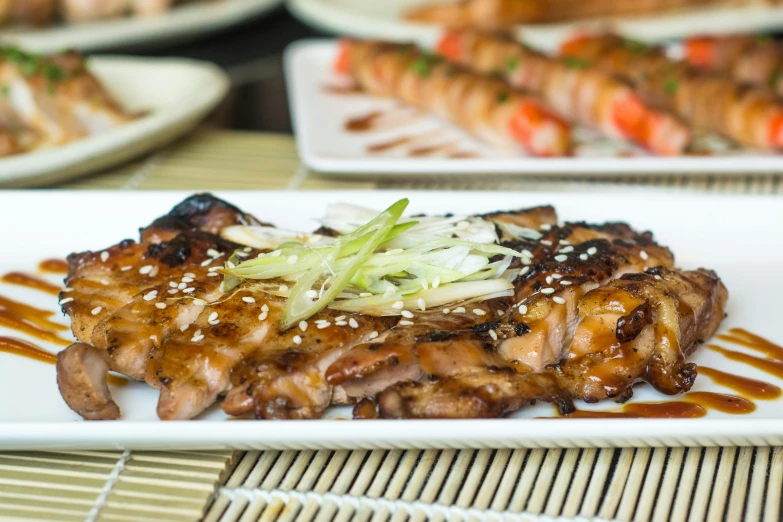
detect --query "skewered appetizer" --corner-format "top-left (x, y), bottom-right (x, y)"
top-left (560, 34), bottom-right (783, 151)
top-left (0, 47), bottom-right (135, 156)
top-left (335, 39), bottom-right (571, 157)
top-left (0, 0), bottom-right (216, 26)
top-left (684, 34), bottom-right (783, 96)
top-left (435, 30), bottom-right (691, 155)
top-left (405, 0), bottom-right (733, 30)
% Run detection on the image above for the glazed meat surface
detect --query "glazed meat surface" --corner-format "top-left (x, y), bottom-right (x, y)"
top-left (56, 194), bottom-right (728, 421)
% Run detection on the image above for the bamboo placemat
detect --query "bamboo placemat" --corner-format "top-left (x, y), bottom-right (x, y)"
top-left (4, 129), bottom-right (781, 522)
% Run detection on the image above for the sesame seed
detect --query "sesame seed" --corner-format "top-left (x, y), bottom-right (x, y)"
top-left (169, 281), bottom-right (178, 288)
top-left (208, 312), bottom-right (219, 323)
top-left (579, 254), bottom-right (588, 261)
top-left (184, 273), bottom-right (196, 278)
top-left (497, 310), bottom-right (504, 317)
top-left (58, 297), bottom-right (74, 305)
top-left (541, 239), bottom-right (553, 246)
top-left (453, 307), bottom-right (466, 314)
top-left (258, 312), bottom-right (268, 321)
top-left (315, 319), bottom-right (328, 324)
top-left (560, 240), bottom-right (571, 246)
top-left (180, 323), bottom-right (189, 332)
top-left (178, 282), bottom-right (187, 289)
top-left (541, 288), bottom-right (555, 295)
top-left (399, 320), bottom-right (414, 326)
top-left (640, 251), bottom-right (649, 260)
top-left (443, 308), bottom-right (450, 314)
top-left (181, 277), bottom-right (194, 284)
top-left (208, 266), bottom-right (220, 272)
top-left (520, 266), bottom-right (530, 276)
top-left (191, 335), bottom-right (204, 343)
top-left (62, 287), bottom-right (73, 293)
top-left (226, 261), bottom-right (236, 269)
top-left (91, 306), bottom-right (102, 315)
top-left (317, 322), bottom-right (331, 329)
top-left (305, 290), bottom-right (318, 299)
top-left (587, 247), bottom-right (597, 255)
top-left (559, 246), bottom-right (574, 254)
top-left (279, 285), bottom-right (289, 292)
top-left (242, 247), bottom-right (252, 253)
top-left (143, 291), bottom-right (158, 301)
top-left (554, 255), bottom-right (567, 262)
top-left (349, 318), bottom-right (359, 328)
top-left (287, 255), bottom-right (299, 264)
top-left (540, 224), bottom-right (552, 231)
top-left (654, 275), bottom-right (663, 280)
top-left (242, 297), bottom-right (256, 304)
top-left (518, 304), bottom-right (528, 315)
top-left (522, 249), bottom-right (534, 258)
top-left (553, 296), bottom-right (566, 304)
top-left (261, 304), bottom-right (269, 312)
top-left (121, 266), bottom-right (132, 271)
top-left (369, 331), bottom-right (379, 339)
top-left (560, 280), bottom-right (572, 286)
top-left (299, 321), bottom-right (308, 331)
top-left (551, 273), bottom-right (562, 279)
top-left (208, 272), bottom-right (219, 277)
top-left (155, 303), bottom-right (167, 310)
top-left (332, 316), bottom-right (345, 322)
top-left (293, 335), bottom-right (302, 345)
top-left (392, 301), bottom-right (404, 310)
top-left (473, 309), bottom-right (486, 316)
top-left (336, 321), bottom-right (348, 326)
top-left (168, 289), bottom-right (178, 294)
top-left (546, 276), bottom-right (553, 285)
top-left (401, 310), bottom-right (414, 319)
top-left (182, 288), bottom-right (195, 294)
top-left (207, 249), bottom-right (220, 258)
top-left (139, 265), bottom-right (153, 275)
top-left (201, 259), bottom-right (213, 267)
top-left (417, 298), bottom-right (426, 311)
top-left (100, 251), bottom-right (109, 263)
top-left (433, 276), bottom-right (441, 289)
top-left (488, 329), bottom-right (498, 341)
top-left (235, 251), bottom-right (249, 258)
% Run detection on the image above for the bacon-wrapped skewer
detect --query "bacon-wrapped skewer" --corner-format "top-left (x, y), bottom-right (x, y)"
top-left (436, 31), bottom-right (690, 155)
top-left (405, 0), bottom-right (725, 30)
top-left (560, 34), bottom-right (783, 150)
top-left (335, 40), bottom-right (571, 157)
top-left (684, 34), bottom-right (783, 96)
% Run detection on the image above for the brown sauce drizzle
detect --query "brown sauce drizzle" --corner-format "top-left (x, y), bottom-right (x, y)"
top-left (449, 151), bottom-right (480, 158)
top-left (323, 83), bottom-right (363, 95)
top-left (38, 259), bottom-right (68, 274)
top-left (0, 294), bottom-right (70, 346)
top-left (367, 136), bottom-right (414, 153)
top-left (345, 111), bottom-right (383, 132)
top-left (563, 401), bottom-right (706, 418)
top-left (408, 142), bottom-right (455, 157)
top-left (683, 391), bottom-right (755, 414)
top-left (1, 272), bottom-right (61, 295)
top-left (698, 366), bottom-right (781, 400)
top-left (708, 344), bottom-right (783, 379)
top-left (717, 328), bottom-right (783, 360)
top-left (0, 336), bottom-right (127, 386)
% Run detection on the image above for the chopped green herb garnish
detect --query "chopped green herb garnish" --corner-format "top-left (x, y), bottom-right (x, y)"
top-left (663, 78), bottom-right (678, 95)
top-left (496, 91), bottom-right (509, 103)
top-left (410, 53), bottom-right (439, 78)
top-left (757, 34), bottom-right (773, 45)
top-left (562, 56), bottom-right (590, 69)
top-left (623, 39), bottom-right (650, 52)
top-left (0, 84), bottom-right (8, 98)
top-left (506, 55), bottom-right (519, 71)
top-left (0, 46), bottom-right (72, 84)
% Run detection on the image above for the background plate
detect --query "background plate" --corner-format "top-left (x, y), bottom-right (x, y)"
top-left (286, 40), bottom-right (783, 176)
top-left (289, 0), bottom-right (783, 53)
top-left (0, 190), bottom-right (781, 450)
top-left (0, 0), bottom-right (282, 53)
top-left (0, 56), bottom-right (229, 188)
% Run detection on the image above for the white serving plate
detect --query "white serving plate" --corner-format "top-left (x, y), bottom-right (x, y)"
top-left (0, 190), bottom-right (782, 450)
top-left (0, 0), bottom-right (282, 53)
top-left (289, 0), bottom-right (783, 54)
top-left (0, 56), bottom-right (229, 188)
top-left (286, 39), bottom-right (783, 176)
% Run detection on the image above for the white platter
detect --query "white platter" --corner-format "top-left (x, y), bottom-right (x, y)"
top-left (0, 0), bottom-right (282, 54)
top-left (0, 56), bottom-right (229, 188)
top-left (286, 39), bottom-right (783, 177)
top-left (1, 190), bottom-right (782, 450)
top-left (289, 0), bottom-right (783, 54)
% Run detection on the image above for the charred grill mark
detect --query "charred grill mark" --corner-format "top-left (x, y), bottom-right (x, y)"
top-left (616, 303), bottom-right (653, 342)
top-left (473, 320), bottom-right (501, 334)
top-left (145, 234), bottom-right (191, 267)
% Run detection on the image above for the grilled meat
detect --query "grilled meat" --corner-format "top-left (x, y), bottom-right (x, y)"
top-left (379, 267), bottom-right (727, 418)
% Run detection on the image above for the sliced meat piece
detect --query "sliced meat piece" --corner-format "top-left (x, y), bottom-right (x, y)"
top-left (56, 342), bottom-right (120, 420)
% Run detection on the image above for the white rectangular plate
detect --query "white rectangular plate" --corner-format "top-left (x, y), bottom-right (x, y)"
top-left (1, 190), bottom-right (782, 450)
top-left (0, 56), bottom-right (229, 188)
top-left (289, 0), bottom-right (783, 54)
top-left (286, 39), bottom-right (783, 176)
top-left (0, 0), bottom-right (282, 53)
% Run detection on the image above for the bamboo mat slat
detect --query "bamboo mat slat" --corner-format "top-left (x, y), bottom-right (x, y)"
top-left (3, 130), bottom-right (781, 521)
